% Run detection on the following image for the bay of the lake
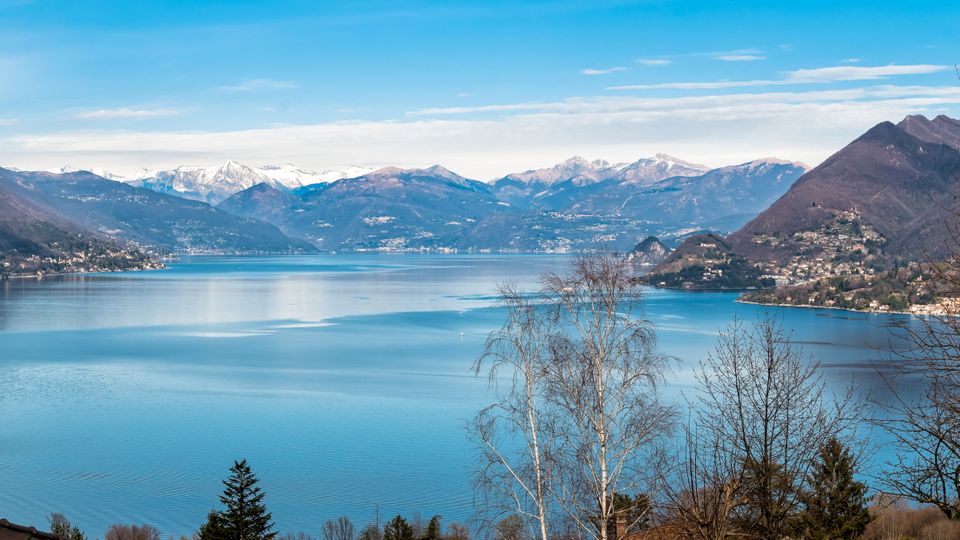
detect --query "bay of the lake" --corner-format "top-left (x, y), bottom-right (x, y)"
top-left (0, 254), bottom-right (921, 537)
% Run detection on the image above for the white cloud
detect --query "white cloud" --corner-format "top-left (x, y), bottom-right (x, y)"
top-left (608, 64), bottom-right (951, 91)
top-left (8, 84), bottom-right (960, 180)
top-left (0, 117), bottom-right (19, 126)
top-left (633, 50), bottom-right (763, 65)
top-left (785, 64), bottom-right (949, 82)
top-left (75, 108), bottom-right (180, 120)
top-left (717, 54), bottom-right (766, 61)
top-left (841, 58), bottom-right (861, 63)
top-left (609, 80), bottom-right (778, 90)
top-left (636, 59), bottom-right (671, 66)
top-left (457, 92), bottom-right (472, 97)
top-left (408, 101), bottom-right (554, 115)
top-left (580, 66), bottom-right (628, 75)
top-left (219, 78), bottom-right (299, 92)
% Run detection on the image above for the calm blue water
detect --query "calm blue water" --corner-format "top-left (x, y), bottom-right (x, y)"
top-left (0, 255), bottom-right (921, 537)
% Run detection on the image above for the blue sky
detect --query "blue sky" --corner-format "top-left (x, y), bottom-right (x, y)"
top-left (0, 0), bottom-right (958, 178)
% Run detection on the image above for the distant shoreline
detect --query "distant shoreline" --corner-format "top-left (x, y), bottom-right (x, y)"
top-left (0, 263), bottom-right (166, 281)
top-left (735, 297), bottom-right (931, 317)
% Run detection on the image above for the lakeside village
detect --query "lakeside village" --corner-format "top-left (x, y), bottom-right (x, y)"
top-left (647, 209), bottom-right (958, 315)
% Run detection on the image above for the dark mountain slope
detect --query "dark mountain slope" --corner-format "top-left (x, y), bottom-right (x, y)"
top-left (222, 166), bottom-right (511, 251)
top-left (645, 233), bottom-right (771, 289)
top-left (0, 169), bottom-right (316, 254)
top-left (727, 120), bottom-right (960, 263)
top-left (899, 114), bottom-right (960, 150)
top-left (0, 176), bottom-right (156, 275)
top-left (218, 183), bottom-right (302, 225)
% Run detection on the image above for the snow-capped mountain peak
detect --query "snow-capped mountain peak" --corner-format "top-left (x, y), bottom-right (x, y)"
top-left (500, 156), bottom-right (621, 186)
top-left (740, 157), bottom-right (810, 170)
top-left (40, 165), bottom-right (132, 181)
top-left (617, 154), bottom-right (710, 185)
top-left (125, 161), bottom-right (376, 204)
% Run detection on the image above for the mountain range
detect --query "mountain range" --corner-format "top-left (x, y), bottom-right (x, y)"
top-left (219, 155), bottom-right (807, 252)
top-left (490, 154), bottom-right (710, 208)
top-left (648, 114), bottom-right (960, 295)
top-left (0, 151), bottom-right (808, 261)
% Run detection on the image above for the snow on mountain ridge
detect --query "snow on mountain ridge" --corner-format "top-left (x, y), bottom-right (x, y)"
top-left (497, 154), bottom-right (709, 187)
top-left (123, 161), bottom-right (377, 204)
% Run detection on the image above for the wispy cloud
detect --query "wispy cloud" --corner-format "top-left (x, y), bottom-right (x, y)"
top-left (75, 108), bottom-right (180, 120)
top-left (785, 64), bottom-right (948, 82)
top-left (219, 78), bottom-right (299, 92)
top-left (636, 59), bottom-right (671, 66)
top-left (609, 80), bottom-right (777, 90)
top-left (608, 64), bottom-right (951, 90)
top-left (633, 49), bottom-right (763, 65)
top-left (0, 117), bottom-right (18, 126)
top-left (580, 66), bottom-right (628, 75)
top-left (717, 54), bottom-right (766, 62)
top-left (841, 58), bottom-right (861, 64)
top-left (407, 87), bottom-right (923, 117)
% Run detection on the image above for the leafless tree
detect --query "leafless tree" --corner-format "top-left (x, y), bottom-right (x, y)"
top-left (660, 422), bottom-right (746, 540)
top-left (878, 222), bottom-right (960, 519)
top-left (49, 513), bottom-right (86, 540)
top-left (445, 523), bottom-right (470, 540)
top-left (690, 314), bottom-right (858, 538)
top-left (473, 283), bottom-right (555, 540)
top-left (541, 254), bottom-right (675, 540)
top-left (878, 373), bottom-right (960, 520)
top-left (322, 517), bottom-right (355, 540)
top-left (279, 534), bottom-right (315, 540)
top-left (104, 524), bottom-right (162, 540)
top-left (407, 514), bottom-right (425, 540)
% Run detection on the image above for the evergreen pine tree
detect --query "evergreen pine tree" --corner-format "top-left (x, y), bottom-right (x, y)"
top-left (383, 516), bottom-right (413, 540)
top-left (596, 493), bottom-right (651, 539)
top-left (795, 438), bottom-right (870, 539)
top-left (422, 516), bottom-right (442, 540)
top-left (198, 510), bottom-right (229, 540)
top-left (218, 459), bottom-right (277, 540)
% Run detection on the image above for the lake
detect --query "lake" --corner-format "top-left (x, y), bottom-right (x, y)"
top-left (0, 254), bottom-right (921, 537)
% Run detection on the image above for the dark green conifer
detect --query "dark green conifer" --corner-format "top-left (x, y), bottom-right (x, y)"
top-left (383, 516), bottom-right (413, 540)
top-left (795, 438), bottom-right (870, 539)
top-left (422, 516), bottom-right (442, 540)
top-left (218, 459), bottom-right (277, 540)
top-left (198, 510), bottom-right (228, 540)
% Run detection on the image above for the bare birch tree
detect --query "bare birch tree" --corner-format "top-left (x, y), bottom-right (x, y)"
top-left (473, 283), bottom-right (554, 540)
top-left (541, 254), bottom-right (675, 540)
